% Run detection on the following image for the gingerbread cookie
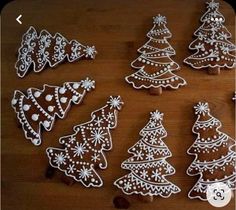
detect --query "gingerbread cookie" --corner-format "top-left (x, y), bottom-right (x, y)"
top-left (16, 26), bottom-right (97, 78)
top-left (125, 14), bottom-right (186, 95)
top-left (46, 96), bottom-right (123, 187)
top-left (184, 0), bottom-right (236, 75)
top-left (114, 110), bottom-right (180, 198)
top-left (11, 78), bottom-right (95, 146)
top-left (187, 102), bottom-right (236, 200)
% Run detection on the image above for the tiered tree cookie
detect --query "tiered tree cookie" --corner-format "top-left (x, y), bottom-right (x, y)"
top-left (125, 14), bottom-right (186, 95)
top-left (184, 0), bottom-right (236, 75)
top-left (11, 78), bottom-right (95, 146)
top-left (46, 96), bottom-right (123, 187)
top-left (187, 102), bottom-right (236, 200)
top-left (114, 110), bottom-right (180, 199)
top-left (16, 26), bottom-right (97, 77)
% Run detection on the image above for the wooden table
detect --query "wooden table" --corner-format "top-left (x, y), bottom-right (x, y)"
top-left (1, 0), bottom-right (235, 209)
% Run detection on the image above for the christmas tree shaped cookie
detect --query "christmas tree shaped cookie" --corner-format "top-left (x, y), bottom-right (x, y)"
top-left (125, 14), bottom-right (186, 95)
top-left (11, 78), bottom-right (95, 146)
top-left (184, 0), bottom-right (236, 75)
top-left (46, 96), bottom-right (123, 187)
top-left (114, 111), bottom-right (180, 198)
top-left (16, 26), bottom-right (97, 78)
top-left (187, 102), bottom-right (236, 200)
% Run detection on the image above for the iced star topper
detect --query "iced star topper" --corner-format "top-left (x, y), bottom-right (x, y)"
top-left (107, 96), bottom-right (124, 110)
top-left (153, 14), bottom-right (167, 26)
top-left (194, 102), bottom-right (210, 116)
top-left (151, 110), bottom-right (164, 121)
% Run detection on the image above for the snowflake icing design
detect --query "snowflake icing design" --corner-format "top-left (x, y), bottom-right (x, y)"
top-left (151, 169), bottom-right (162, 181)
top-left (84, 46), bottom-right (97, 59)
top-left (94, 117), bottom-right (104, 127)
top-left (107, 112), bottom-right (114, 120)
top-left (69, 136), bottom-right (76, 143)
top-left (194, 102), bottom-right (210, 116)
top-left (207, 0), bottom-right (219, 10)
top-left (153, 14), bottom-right (167, 26)
top-left (220, 45), bottom-right (229, 53)
top-left (91, 153), bottom-right (100, 162)
top-left (124, 182), bottom-right (132, 191)
top-left (67, 164), bottom-right (76, 173)
top-left (150, 136), bottom-right (157, 144)
top-left (89, 129), bottom-right (105, 146)
top-left (71, 142), bottom-right (88, 158)
top-left (151, 110), bottom-right (163, 121)
top-left (78, 166), bottom-right (92, 181)
top-left (140, 170), bottom-right (149, 179)
top-left (134, 151), bottom-right (144, 160)
top-left (107, 96), bottom-right (123, 110)
top-left (81, 77), bottom-right (95, 91)
top-left (146, 153), bottom-right (154, 161)
top-left (53, 152), bottom-right (66, 165)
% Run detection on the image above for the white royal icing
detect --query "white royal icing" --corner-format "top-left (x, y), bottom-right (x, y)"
top-left (187, 102), bottom-right (236, 201)
top-left (11, 78), bottom-right (95, 146)
top-left (114, 110), bottom-right (181, 197)
top-left (15, 26), bottom-right (97, 78)
top-left (46, 96), bottom-right (123, 187)
top-left (184, 0), bottom-right (236, 70)
top-left (125, 14), bottom-right (186, 92)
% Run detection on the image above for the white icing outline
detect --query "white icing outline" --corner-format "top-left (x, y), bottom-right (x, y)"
top-left (15, 26), bottom-right (97, 78)
top-left (126, 14), bottom-right (187, 92)
top-left (187, 102), bottom-right (236, 201)
top-left (114, 110), bottom-right (181, 197)
top-left (46, 96), bottom-right (123, 187)
top-left (11, 78), bottom-right (95, 146)
top-left (184, 0), bottom-right (236, 70)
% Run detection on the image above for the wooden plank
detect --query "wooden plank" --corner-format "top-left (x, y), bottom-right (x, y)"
top-left (1, 0), bottom-right (235, 209)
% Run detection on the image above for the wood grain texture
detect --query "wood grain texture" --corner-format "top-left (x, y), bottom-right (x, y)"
top-left (1, 0), bottom-right (235, 209)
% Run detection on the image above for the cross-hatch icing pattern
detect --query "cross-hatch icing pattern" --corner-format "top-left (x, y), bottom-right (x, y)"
top-left (114, 110), bottom-right (180, 197)
top-left (46, 96), bottom-right (123, 187)
top-left (11, 78), bottom-right (95, 146)
top-left (184, 0), bottom-right (236, 70)
top-left (187, 102), bottom-right (236, 201)
top-left (15, 26), bottom-right (97, 78)
top-left (125, 14), bottom-right (186, 93)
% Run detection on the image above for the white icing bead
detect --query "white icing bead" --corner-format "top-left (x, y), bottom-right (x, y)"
top-left (34, 91), bottom-right (41, 98)
top-left (11, 99), bottom-right (17, 105)
top-left (73, 83), bottom-right (79, 89)
top-left (23, 104), bottom-right (31, 111)
top-left (45, 94), bottom-right (53, 101)
top-left (48, 106), bottom-right (54, 112)
top-left (43, 120), bottom-right (50, 128)
top-left (32, 114), bottom-right (39, 121)
top-left (59, 88), bottom-right (66, 94)
top-left (72, 96), bottom-right (79, 102)
top-left (32, 139), bottom-right (40, 145)
top-left (60, 97), bottom-right (67, 103)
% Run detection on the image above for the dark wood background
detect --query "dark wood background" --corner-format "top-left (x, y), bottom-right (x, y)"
top-left (1, 0), bottom-right (235, 209)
